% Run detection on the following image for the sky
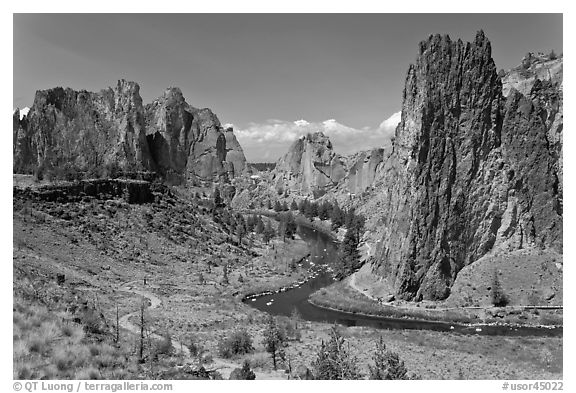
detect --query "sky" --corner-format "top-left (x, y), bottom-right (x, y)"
top-left (13, 14), bottom-right (563, 161)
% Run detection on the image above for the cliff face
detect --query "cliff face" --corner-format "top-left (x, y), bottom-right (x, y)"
top-left (340, 148), bottom-right (388, 196)
top-left (272, 132), bottom-right (346, 195)
top-left (364, 32), bottom-right (562, 300)
top-left (144, 88), bottom-right (246, 182)
top-left (501, 53), bottom-right (563, 97)
top-left (13, 81), bottom-right (247, 183)
top-left (13, 80), bottom-right (153, 174)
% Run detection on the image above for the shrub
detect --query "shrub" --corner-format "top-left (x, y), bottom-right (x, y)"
top-left (81, 309), bottom-right (105, 334)
top-left (28, 338), bottom-right (46, 354)
top-left (368, 337), bottom-right (409, 380)
top-left (217, 329), bottom-right (254, 358)
top-left (311, 326), bottom-right (362, 380)
top-left (262, 316), bottom-right (286, 370)
top-left (77, 367), bottom-right (100, 380)
top-left (229, 360), bottom-right (256, 380)
top-left (491, 270), bottom-right (508, 307)
top-left (154, 332), bottom-right (174, 357)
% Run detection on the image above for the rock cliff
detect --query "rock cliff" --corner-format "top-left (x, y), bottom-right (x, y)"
top-left (361, 32), bottom-right (562, 300)
top-left (272, 132), bottom-right (346, 196)
top-left (13, 81), bottom-right (247, 183)
top-left (13, 80), bottom-right (153, 174)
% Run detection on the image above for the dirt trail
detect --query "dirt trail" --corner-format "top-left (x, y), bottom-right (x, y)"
top-left (117, 280), bottom-right (286, 379)
top-left (349, 272), bottom-right (379, 302)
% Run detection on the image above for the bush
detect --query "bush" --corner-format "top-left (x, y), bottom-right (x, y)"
top-left (229, 360), bottom-right (256, 380)
top-left (312, 326), bottom-right (362, 380)
top-left (549, 50), bottom-right (558, 60)
top-left (154, 332), bottom-right (174, 357)
top-left (368, 337), bottom-right (409, 380)
top-left (491, 270), bottom-right (508, 307)
top-left (217, 329), bottom-right (254, 358)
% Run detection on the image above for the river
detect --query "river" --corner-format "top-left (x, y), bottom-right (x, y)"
top-left (244, 224), bottom-right (562, 337)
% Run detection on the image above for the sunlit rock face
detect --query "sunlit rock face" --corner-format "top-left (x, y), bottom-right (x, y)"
top-left (272, 131), bottom-right (347, 196)
top-left (363, 32), bottom-right (562, 301)
top-left (14, 80), bottom-right (154, 174)
top-left (144, 87), bottom-right (246, 183)
top-left (13, 81), bottom-right (247, 183)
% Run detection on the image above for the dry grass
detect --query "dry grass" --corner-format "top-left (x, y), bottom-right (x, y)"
top-left (12, 297), bottom-right (137, 380)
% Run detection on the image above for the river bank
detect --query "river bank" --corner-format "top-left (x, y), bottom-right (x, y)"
top-left (309, 276), bottom-right (563, 329)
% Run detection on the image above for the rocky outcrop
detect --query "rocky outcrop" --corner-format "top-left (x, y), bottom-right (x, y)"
top-left (339, 148), bottom-right (388, 196)
top-left (13, 179), bottom-right (159, 204)
top-left (145, 88), bottom-right (193, 181)
top-left (13, 108), bottom-right (33, 173)
top-left (144, 87), bottom-right (247, 183)
top-left (13, 81), bottom-right (247, 183)
top-left (501, 52), bottom-right (563, 97)
top-left (13, 80), bottom-right (154, 174)
top-left (272, 132), bottom-right (346, 196)
top-left (362, 32), bottom-right (562, 301)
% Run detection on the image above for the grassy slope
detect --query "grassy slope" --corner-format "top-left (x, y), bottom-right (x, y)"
top-left (13, 183), bottom-right (309, 379)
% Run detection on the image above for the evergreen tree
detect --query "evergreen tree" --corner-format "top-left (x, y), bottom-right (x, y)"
top-left (213, 187), bottom-right (223, 208)
top-left (312, 326), bottom-right (362, 380)
top-left (229, 360), bottom-right (256, 380)
top-left (345, 208), bottom-right (356, 228)
top-left (274, 200), bottom-right (282, 212)
top-left (267, 199), bottom-right (273, 210)
top-left (368, 337), bottom-right (409, 380)
top-left (335, 229), bottom-right (361, 279)
top-left (263, 220), bottom-right (275, 244)
top-left (491, 270), bottom-right (508, 306)
top-left (236, 221), bottom-right (247, 245)
top-left (290, 200), bottom-right (299, 211)
top-left (284, 212), bottom-right (297, 239)
top-left (304, 200), bottom-right (316, 219)
top-left (262, 316), bottom-right (286, 370)
top-left (298, 199), bottom-right (307, 215)
top-left (282, 201), bottom-right (289, 211)
top-left (255, 216), bottom-right (265, 234)
top-left (330, 204), bottom-right (345, 229)
top-left (352, 214), bottom-right (366, 240)
top-left (317, 201), bottom-right (329, 220)
top-left (324, 200), bottom-right (334, 218)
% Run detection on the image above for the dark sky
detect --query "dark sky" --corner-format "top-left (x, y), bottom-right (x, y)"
top-left (13, 14), bottom-right (563, 160)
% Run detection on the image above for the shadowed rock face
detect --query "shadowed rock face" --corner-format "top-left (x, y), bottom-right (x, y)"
top-left (272, 132), bottom-right (347, 196)
top-left (13, 81), bottom-right (247, 183)
top-left (365, 32), bottom-right (562, 301)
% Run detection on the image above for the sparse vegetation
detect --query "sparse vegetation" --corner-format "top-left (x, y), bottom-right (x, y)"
top-left (229, 360), bottom-right (256, 380)
top-left (368, 336), bottom-right (410, 380)
top-left (262, 316), bottom-right (287, 370)
top-left (311, 326), bottom-right (362, 380)
top-left (217, 329), bottom-right (254, 358)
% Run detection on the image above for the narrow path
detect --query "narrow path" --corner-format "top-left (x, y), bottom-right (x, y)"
top-left (117, 280), bottom-right (286, 379)
top-left (349, 272), bottom-right (379, 302)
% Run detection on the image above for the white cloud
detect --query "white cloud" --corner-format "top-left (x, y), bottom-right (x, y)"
top-left (294, 119), bottom-right (309, 127)
top-left (234, 111), bottom-right (401, 162)
top-left (379, 111), bottom-right (401, 131)
top-left (14, 107), bottom-right (30, 120)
